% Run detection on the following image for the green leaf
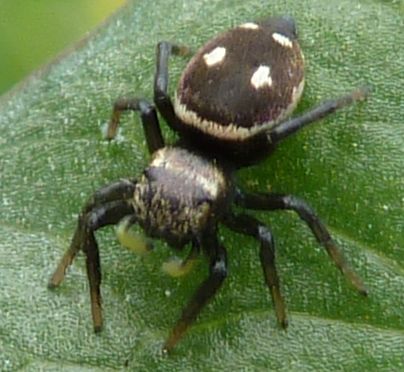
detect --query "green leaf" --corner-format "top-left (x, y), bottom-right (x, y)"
top-left (1, 0), bottom-right (403, 370)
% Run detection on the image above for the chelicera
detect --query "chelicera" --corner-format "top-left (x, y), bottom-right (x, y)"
top-left (49, 16), bottom-right (369, 353)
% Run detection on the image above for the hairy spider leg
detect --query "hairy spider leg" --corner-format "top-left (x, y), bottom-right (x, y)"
top-left (235, 191), bottom-right (368, 295)
top-left (154, 41), bottom-right (192, 132)
top-left (48, 180), bottom-right (137, 330)
top-left (224, 212), bottom-right (287, 328)
top-left (106, 98), bottom-right (164, 154)
top-left (82, 200), bottom-right (135, 332)
top-left (48, 180), bottom-right (136, 288)
top-left (105, 42), bottom-right (190, 152)
top-left (267, 86), bottom-right (370, 145)
top-left (163, 228), bottom-right (227, 353)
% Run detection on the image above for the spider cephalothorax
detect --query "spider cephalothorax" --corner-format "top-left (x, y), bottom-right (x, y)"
top-left (49, 16), bottom-right (369, 353)
top-left (131, 147), bottom-right (231, 247)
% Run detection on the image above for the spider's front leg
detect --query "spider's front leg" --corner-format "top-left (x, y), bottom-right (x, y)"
top-left (235, 190), bottom-right (367, 295)
top-left (48, 179), bottom-right (138, 331)
top-left (163, 228), bottom-right (227, 353)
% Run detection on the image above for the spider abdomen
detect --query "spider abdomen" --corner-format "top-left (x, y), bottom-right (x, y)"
top-left (174, 17), bottom-right (305, 143)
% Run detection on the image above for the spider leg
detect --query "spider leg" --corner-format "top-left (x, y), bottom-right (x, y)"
top-left (48, 180), bottom-right (137, 331)
top-left (235, 190), bottom-right (368, 295)
top-left (48, 179), bottom-right (136, 288)
top-left (268, 87), bottom-right (369, 145)
top-left (163, 229), bottom-right (227, 353)
top-left (223, 212), bottom-right (287, 328)
top-left (84, 200), bottom-right (135, 332)
top-left (105, 98), bottom-right (164, 154)
top-left (154, 41), bottom-right (191, 132)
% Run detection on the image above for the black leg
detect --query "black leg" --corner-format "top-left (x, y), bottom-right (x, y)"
top-left (88, 179), bottom-right (137, 210)
top-left (154, 41), bottom-right (191, 132)
top-left (48, 180), bottom-right (136, 331)
top-left (83, 200), bottom-right (135, 331)
top-left (163, 230), bottom-right (227, 353)
top-left (48, 180), bottom-right (136, 289)
top-left (223, 213), bottom-right (287, 328)
top-left (268, 87), bottom-right (369, 145)
top-left (235, 190), bottom-right (367, 295)
top-left (105, 97), bottom-right (164, 155)
top-left (60, 200), bottom-right (134, 332)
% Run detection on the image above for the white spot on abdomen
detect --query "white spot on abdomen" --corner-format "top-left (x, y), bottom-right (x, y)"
top-left (203, 46), bottom-right (226, 66)
top-left (239, 22), bottom-right (259, 29)
top-left (272, 32), bottom-right (293, 48)
top-left (251, 65), bottom-right (273, 89)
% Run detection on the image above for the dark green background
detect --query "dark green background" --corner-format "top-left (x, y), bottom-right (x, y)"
top-left (0, 0), bottom-right (403, 370)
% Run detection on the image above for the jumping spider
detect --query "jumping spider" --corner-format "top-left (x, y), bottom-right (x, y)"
top-left (49, 16), bottom-right (369, 353)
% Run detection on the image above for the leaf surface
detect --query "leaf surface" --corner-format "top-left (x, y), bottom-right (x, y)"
top-left (0, 0), bottom-right (403, 370)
